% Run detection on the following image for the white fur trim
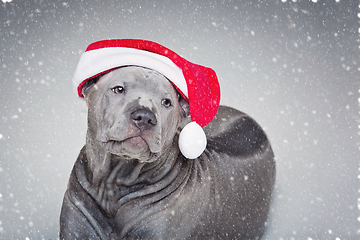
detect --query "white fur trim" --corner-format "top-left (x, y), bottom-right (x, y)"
top-left (72, 47), bottom-right (188, 97)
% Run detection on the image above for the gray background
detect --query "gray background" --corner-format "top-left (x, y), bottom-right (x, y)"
top-left (0, 0), bottom-right (359, 239)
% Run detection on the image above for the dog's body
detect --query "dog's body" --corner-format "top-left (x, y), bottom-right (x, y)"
top-left (60, 66), bottom-right (275, 239)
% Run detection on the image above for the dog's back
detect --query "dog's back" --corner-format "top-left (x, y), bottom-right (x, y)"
top-left (196, 105), bottom-right (276, 239)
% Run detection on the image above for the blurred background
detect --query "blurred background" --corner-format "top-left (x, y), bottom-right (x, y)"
top-left (0, 0), bottom-right (359, 239)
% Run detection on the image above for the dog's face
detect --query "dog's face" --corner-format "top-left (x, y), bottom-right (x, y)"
top-left (83, 66), bottom-right (189, 162)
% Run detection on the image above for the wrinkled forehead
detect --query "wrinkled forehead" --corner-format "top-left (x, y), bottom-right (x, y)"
top-left (99, 66), bottom-right (175, 91)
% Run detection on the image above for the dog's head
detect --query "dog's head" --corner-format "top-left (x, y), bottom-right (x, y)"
top-left (82, 66), bottom-right (190, 162)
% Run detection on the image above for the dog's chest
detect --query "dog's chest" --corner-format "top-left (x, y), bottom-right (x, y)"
top-left (96, 181), bottom-right (145, 215)
top-left (95, 158), bottom-right (214, 238)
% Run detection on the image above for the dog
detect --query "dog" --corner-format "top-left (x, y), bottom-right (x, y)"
top-left (60, 66), bottom-right (275, 239)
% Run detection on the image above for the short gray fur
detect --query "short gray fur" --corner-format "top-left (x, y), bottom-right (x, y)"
top-left (60, 66), bottom-right (276, 239)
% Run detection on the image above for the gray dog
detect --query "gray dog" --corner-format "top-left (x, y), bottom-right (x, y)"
top-left (60, 66), bottom-right (275, 239)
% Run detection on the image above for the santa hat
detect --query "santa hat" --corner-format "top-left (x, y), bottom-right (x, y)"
top-left (72, 39), bottom-right (220, 159)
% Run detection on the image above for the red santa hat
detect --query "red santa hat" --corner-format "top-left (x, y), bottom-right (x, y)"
top-left (72, 39), bottom-right (220, 159)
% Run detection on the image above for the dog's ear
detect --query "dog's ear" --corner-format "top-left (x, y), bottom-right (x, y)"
top-left (177, 94), bottom-right (191, 132)
top-left (82, 76), bottom-right (101, 98)
top-left (178, 94), bottom-right (190, 118)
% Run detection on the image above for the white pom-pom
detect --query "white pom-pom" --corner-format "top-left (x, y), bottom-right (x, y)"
top-left (178, 122), bottom-right (207, 159)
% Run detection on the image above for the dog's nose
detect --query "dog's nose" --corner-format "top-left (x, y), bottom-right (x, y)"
top-left (131, 109), bottom-right (157, 131)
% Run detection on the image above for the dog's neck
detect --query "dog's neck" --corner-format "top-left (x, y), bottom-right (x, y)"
top-left (79, 137), bottom-right (181, 215)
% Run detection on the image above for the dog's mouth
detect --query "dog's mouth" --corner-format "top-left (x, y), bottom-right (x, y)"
top-left (100, 135), bottom-right (161, 159)
top-left (103, 136), bottom-right (147, 149)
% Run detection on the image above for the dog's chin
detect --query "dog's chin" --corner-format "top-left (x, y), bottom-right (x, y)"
top-left (102, 137), bottom-right (157, 162)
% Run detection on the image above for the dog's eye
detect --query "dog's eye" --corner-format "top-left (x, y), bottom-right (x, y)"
top-left (161, 98), bottom-right (172, 107)
top-left (111, 86), bottom-right (125, 94)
